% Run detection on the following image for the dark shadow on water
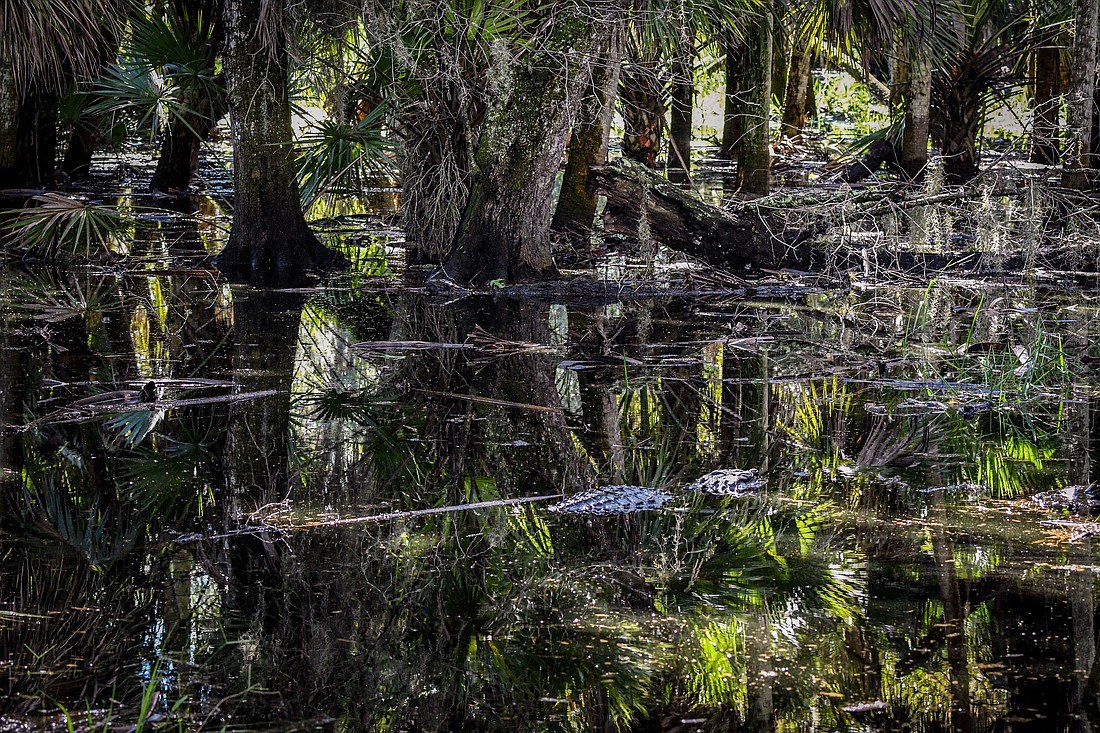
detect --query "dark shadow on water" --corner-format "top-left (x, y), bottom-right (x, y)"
top-left (3, 265), bottom-right (1100, 731)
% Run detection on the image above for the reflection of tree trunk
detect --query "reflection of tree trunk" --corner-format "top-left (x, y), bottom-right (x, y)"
top-left (930, 491), bottom-right (975, 733)
top-left (473, 301), bottom-right (590, 496)
top-left (719, 351), bottom-right (769, 469)
top-left (577, 373), bottom-right (626, 484)
top-left (552, 28), bottom-right (624, 232)
top-left (744, 611), bottom-right (775, 732)
top-left (223, 289), bottom-right (304, 507)
top-left (0, 309), bottom-right (24, 528)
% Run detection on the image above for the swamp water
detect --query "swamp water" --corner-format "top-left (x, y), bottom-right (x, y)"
top-left (4, 183), bottom-right (1100, 732)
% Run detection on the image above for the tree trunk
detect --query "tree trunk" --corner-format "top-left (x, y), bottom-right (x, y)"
top-left (0, 86), bottom-right (58, 187)
top-left (719, 41), bottom-right (746, 159)
top-left (442, 3), bottom-right (618, 285)
top-left (150, 80), bottom-right (226, 193)
top-left (619, 49), bottom-right (664, 168)
top-left (1031, 44), bottom-right (1061, 165)
top-left (935, 72), bottom-right (983, 184)
top-left (151, 1), bottom-right (224, 193)
top-left (215, 0), bottom-right (347, 284)
top-left (1064, 0), bottom-right (1098, 188)
top-left (668, 28), bottom-right (694, 171)
top-left (738, 7), bottom-right (772, 194)
top-left (551, 28), bottom-right (623, 232)
top-left (901, 54), bottom-right (932, 179)
top-left (0, 62), bottom-right (18, 178)
top-left (781, 42), bottom-right (813, 139)
top-left (60, 108), bottom-right (104, 179)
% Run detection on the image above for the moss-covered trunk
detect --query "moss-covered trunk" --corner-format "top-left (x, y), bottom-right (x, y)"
top-left (738, 7), bottom-right (772, 194)
top-left (400, 119), bottom-right (474, 265)
top-left (442, 3), bottom-right (618, 284)
top-left (551, 29), bottom-right (623, 232)
top-left (1030, 44), bottom-right (1061, 165)
top-left (1064, 0), bottom-right (1098, 188)
top-left (215, 0), bottom-right (346, 284)
top-left (781, 42), bottom-right (813, 139)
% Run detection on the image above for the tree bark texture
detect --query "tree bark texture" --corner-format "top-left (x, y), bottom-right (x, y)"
top-left (1030, 44), bottom-right (1061, 165)
top-left (1064, 0), bottom-right (1098, 188)
top-left (719, 41), bottom-right (746, 159)
top-left (901, 54), bottom-right (932, 179)
top-left (442, 3), bottom-right (620, 285)
top-left (552, 28), bottom-right (623, 232)
top-left (215, 0), bottom-right (346, 284)
top-left (0, 62), bottom-right (18, 177)
top-left (668, 27), bottom-right (694, 171)
top-left (738, 7), bottom-right (772, 194)
top-left (0, 85), bottom-right (58, 187)
top-left (781, 42), bottom-right (813, 139)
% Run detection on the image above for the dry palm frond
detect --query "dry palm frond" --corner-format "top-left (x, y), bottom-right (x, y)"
top-left (0, 0), bottom-right (129, 91)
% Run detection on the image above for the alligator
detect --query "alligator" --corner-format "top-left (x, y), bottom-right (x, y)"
top-left (548, 469), bottom-right (765, 516)
top-left (1030, 483), bottom-right (1100, 515)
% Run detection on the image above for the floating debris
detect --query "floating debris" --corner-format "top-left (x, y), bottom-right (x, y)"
top-left (685, 469), bottom-right (766, 497)
top-left (548, 486), bottom-right (673, 515)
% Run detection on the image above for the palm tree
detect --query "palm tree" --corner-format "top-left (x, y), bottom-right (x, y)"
top-left (0, 0), bottom-right (125, 186)
top-left (214, 0), bottom-right (348, 283)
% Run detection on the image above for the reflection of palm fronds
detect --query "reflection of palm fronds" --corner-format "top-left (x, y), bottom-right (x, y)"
top-left (856, 416), bottom-right (932, 467)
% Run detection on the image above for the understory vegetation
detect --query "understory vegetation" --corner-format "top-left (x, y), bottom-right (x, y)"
top-left (0, 0), bottom-right (1098, 283)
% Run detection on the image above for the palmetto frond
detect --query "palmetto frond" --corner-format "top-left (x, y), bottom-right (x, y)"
top-left (3, 194), bottom-right (130, 259)
top-left (0, 0), bottom-right (129, 90)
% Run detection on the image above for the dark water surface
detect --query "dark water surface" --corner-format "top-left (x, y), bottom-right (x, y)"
top-left (4, 199), bottom-right (1100, 731)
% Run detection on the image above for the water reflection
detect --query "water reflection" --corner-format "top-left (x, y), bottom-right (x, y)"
top-left (2, 265), bottom-right (1100, 731)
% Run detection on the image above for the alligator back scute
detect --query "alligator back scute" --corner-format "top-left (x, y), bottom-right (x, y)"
top-left (685, 469), bottom-right (766, 497)
top-left (548, 485), bottom-right (674, 515)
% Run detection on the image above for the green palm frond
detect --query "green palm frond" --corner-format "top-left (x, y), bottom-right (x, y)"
top-left (3, 193), bottom-right (130, 259)
top-left (296, 106), bottom-right (396, 207)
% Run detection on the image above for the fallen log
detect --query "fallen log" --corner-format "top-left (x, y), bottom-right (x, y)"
top-left (590, 159), bottom-right (816, 271)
